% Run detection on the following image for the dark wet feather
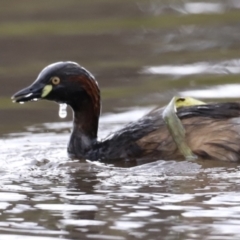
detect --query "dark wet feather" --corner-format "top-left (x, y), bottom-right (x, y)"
top-left (89, 102), bottom-right (240, 162)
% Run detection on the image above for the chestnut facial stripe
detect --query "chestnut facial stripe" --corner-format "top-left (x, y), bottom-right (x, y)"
top-left (69, 75), bottom-right (100, 115)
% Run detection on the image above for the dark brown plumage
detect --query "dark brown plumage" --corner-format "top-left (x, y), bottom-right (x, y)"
top-left (12, 62), bottom-right (240, 162)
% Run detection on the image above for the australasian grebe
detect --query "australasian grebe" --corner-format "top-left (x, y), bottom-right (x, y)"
top-left (12, 62), bottom-right (240, 162)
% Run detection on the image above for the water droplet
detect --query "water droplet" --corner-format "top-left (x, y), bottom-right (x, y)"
top-left (19, 102), bottom-right (24, 104)
top-left (59, 103), bottom-right (67, 118)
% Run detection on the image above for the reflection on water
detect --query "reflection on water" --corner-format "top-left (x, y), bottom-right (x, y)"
top-left (144, 58), bottom-right (240, 76)
top-left (1, 0), bottom-right (240, 239)
top-left (181, 84), bottom-right (240, 98)
top-left (1, 110), bottom-right (240, 240)
top-left (138, 0), bottom-right (240, 19)
top-left (183, 2), bottom-right (224, 14)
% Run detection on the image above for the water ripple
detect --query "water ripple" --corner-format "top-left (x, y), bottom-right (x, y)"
top-left (144, 58), bottom-right (240, 76)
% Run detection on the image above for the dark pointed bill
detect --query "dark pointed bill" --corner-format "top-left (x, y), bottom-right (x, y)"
top-left (11, 84), bottom-right (43, 103)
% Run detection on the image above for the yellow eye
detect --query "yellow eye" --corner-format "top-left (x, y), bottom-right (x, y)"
top-left (51, 76), bottom-right (60, 85)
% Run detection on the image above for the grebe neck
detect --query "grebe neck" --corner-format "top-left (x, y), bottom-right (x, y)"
top-left (67, 97), bottom-right (100, 158)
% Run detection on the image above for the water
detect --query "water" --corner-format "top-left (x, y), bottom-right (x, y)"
top-left (59, 104), bottom-right (67, 119)
top-left (2, 110), bottom-right (240, 240)
top-left (1, 0), bottom-right (240, 239)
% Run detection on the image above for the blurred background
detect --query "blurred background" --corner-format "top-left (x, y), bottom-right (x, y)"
top-left (1, 1), bottom-right (240, 240)
top-left (1, 0), bottom-right (240, 135)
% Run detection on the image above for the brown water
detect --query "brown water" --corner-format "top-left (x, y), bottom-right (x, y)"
top-left (1, 0), bottom-right (240, 239)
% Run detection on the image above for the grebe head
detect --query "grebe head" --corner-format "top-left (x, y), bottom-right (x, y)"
top-left (12, 61), bottom-right (101, 141)
top-left (12, 61), bottom-right (101, 114)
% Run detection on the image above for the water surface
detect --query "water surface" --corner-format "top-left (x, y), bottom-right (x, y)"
top-left (1, 0), bottom-right (240, 239)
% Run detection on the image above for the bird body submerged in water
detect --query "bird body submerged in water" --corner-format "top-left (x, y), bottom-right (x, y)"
top-left (12, 62), bottom-right (240, 162)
